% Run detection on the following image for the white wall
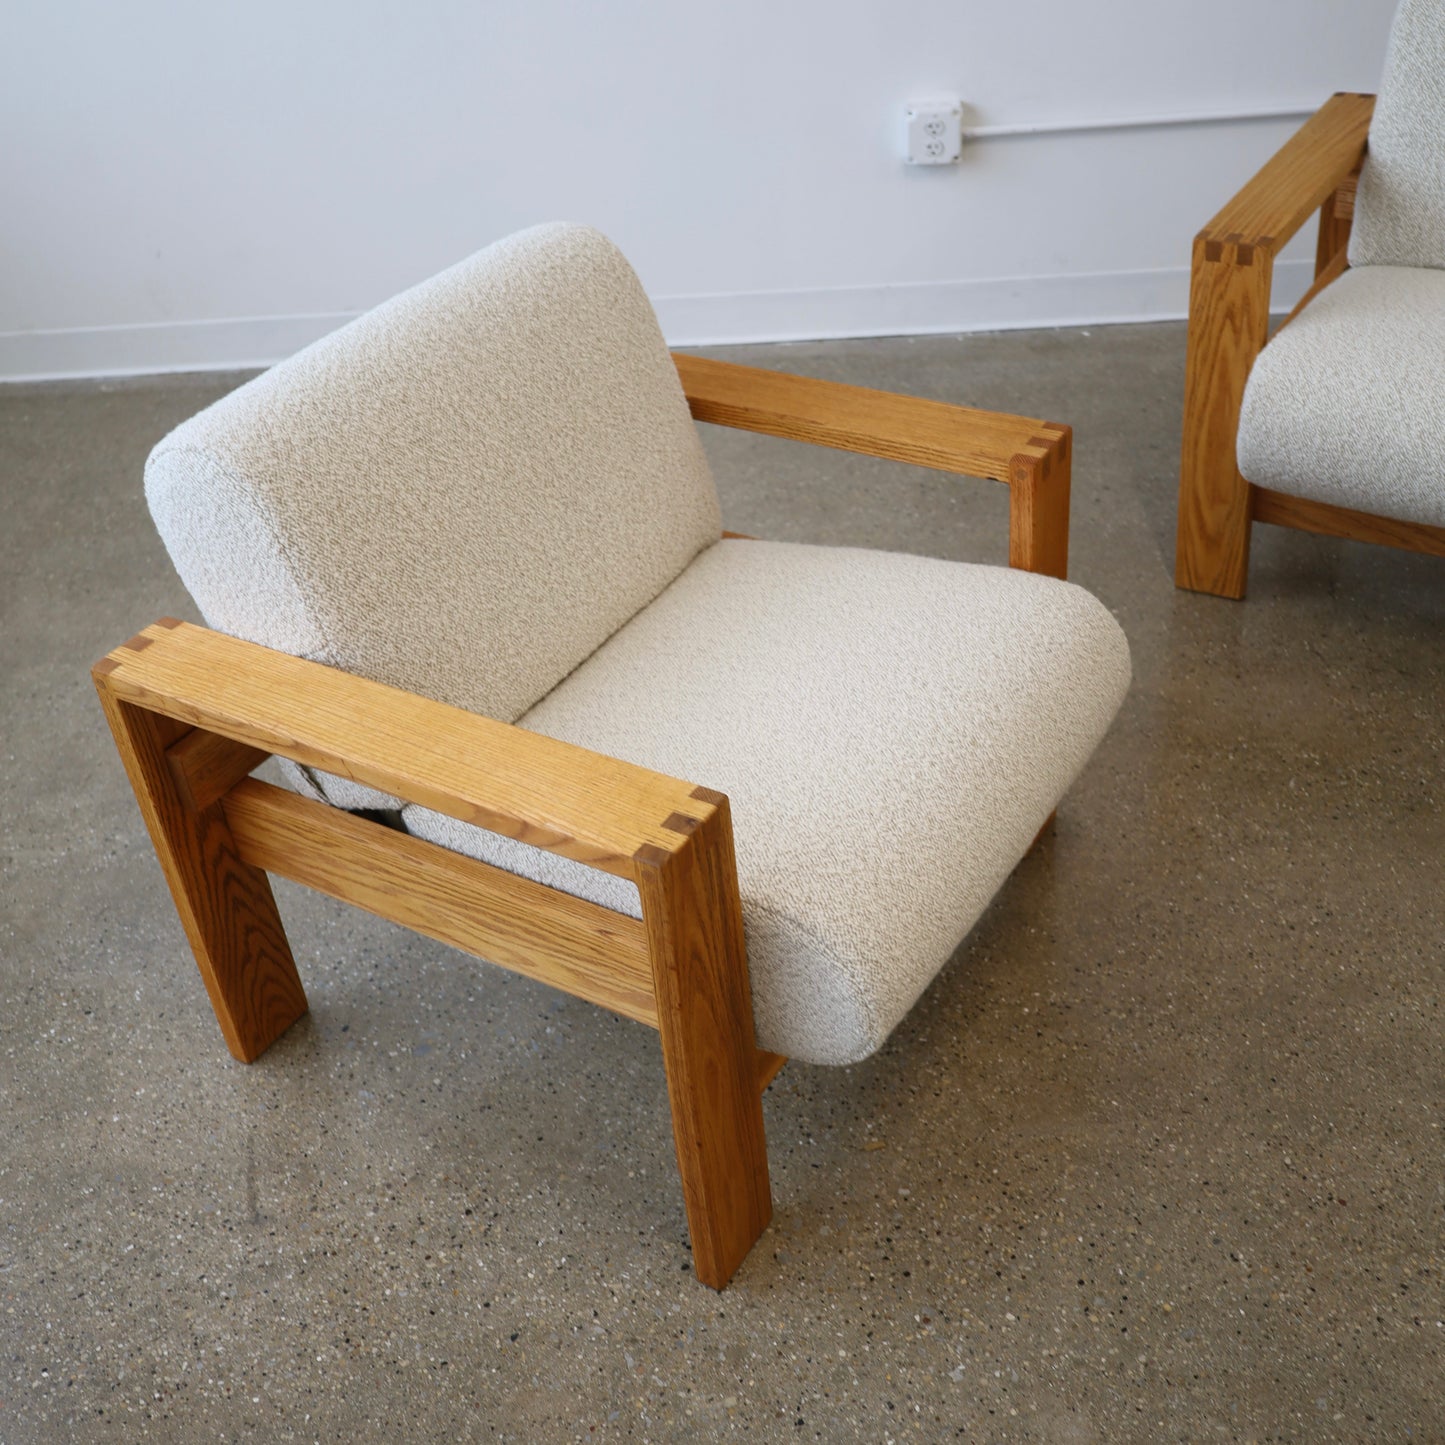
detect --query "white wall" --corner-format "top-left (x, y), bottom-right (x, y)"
top-left (0, 0), bottom-right (1397, 379)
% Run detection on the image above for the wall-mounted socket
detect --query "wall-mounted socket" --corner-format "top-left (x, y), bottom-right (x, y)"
top-left (903, 100), bottom-right (963, 165)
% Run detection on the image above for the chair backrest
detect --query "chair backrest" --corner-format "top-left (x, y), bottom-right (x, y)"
top-left (146, 223), bottom-right (721, 744)
top-left (1349, 0), bottom-right (1445, 269)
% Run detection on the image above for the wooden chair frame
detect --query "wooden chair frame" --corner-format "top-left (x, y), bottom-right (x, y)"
top-left (1175, 90), bottom-right (1445, 599)
top-left (93, 354), bottom-right (1071, 1290)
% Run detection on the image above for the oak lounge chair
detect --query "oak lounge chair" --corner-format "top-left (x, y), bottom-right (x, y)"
top-left (1176, 0), bottom-right (1445, 599)
top-left (94, 223), bottom-right (1130, 1288)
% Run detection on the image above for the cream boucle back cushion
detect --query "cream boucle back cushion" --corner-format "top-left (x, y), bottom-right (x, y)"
top-left (403, 540), bottom-right (1132, 1066)
top-left (145, 223), bottom-right (721, 808)
top-left (1349, 0), bottom-right (1445, 269)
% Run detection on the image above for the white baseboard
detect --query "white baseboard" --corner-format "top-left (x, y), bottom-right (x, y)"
top-left (0, 314), bottom-right (355, 384)
top-left (0, 259), bottom-right (1315, 381)
top-left (658, 259), bottom-right (1316, 346)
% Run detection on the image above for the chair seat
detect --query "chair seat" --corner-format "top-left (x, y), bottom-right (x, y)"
top-left (403, 539), bottom-right (1129, 1065)
top-left (1237, 265), bottom-right (1445, 527)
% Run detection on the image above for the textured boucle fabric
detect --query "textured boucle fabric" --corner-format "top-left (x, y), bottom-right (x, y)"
top-left (145, 223), bottom-right (720, 809)
top-left (403, 540), bottom-right (1131, 1066)
top-left (1237, 265), bottom-right (1445, 527)
top-left (1349, 0), bottom-right (1445, 270)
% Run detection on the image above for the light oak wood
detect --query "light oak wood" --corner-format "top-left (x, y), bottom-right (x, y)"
top-left (756, 1050), bottom-right (788, 1092)
top-left (1315, 165), bottom-right (1360, 278)
top-left (1198, 93), bottom-right (1373, 255)
top-left (97, 620), bottom-right (704, 880)
top-left (1176, 93), bottom-right (1374, 600)
top-left (674, 352), bottom-right (1060, 482)
top-left (676, 353), bottom-right (1072, 579)
top-left (1175, 233), bottom-right (1273, 598)
top-left (635, 791), bottom-right (771, 1289)
top-left (224, 777), bottom-right (659, 1025)
top-left (93, 641), bottom-right (308, 1063)
top-left (166, 727), bottom-right (269, 812)
top-left (1008, 431), bottom-right (1070, 579)
top-left (1253, 489), bottom-right (1445, 558)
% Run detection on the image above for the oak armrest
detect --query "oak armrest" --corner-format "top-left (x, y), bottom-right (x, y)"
top-left (93, 619), bottom-right (714, 880)
top-left (673, 352), bottom-right (1063, 484)
top-left (673, 353), bottom-right (1071, 577)
top-left (1199, 91), bottom-right (1374, 261)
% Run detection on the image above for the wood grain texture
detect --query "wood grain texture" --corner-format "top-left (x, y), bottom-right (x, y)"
top-left (1315, 164), bottom-right (1361, 278)
top-left (96, 621), bottom-right (705, 880)
top-left (167, 728), bottom-right (269, 812)
top-left (674, 352), bottom-right (1065, 485)
top-left (1008, 429), bottom-right (1071, 579)
top-left (1253, 490), bottom-right (1445, 558)
top-left (1200, 92), bottom-right (1373, 254)
top-left (756, 1051), bottom-right (788, 1093)
top-left (1175, 236), bottom-right (1272, 598)
top-left (676, 353), bottom-right (1071, 576)
top-left (224, 778), bottom-right (658, 1025)
top-left (635, 796), bottom-right (771, 1290)
top-left (92, 672), bottom-right (307, 1062)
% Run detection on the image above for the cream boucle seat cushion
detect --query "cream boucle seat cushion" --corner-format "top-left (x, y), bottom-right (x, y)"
top-left (403, 539), bottom-right (1131, 1066)
top-left (1236, 266), bottom-right (1445, 528)
top-left (145, 223), bottom-right (720, 811)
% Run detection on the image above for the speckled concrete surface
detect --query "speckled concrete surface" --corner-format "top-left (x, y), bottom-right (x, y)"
top-left (1, 326), bottom-right (1441, 1443)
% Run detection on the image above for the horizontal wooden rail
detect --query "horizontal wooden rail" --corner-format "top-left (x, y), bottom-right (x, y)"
top-left (1252, 490), bottom-right (1445, 558)
top-left (224, 777), bottom-right (659, 1025)
top-left (222, 777), bottom-right (797, 1090)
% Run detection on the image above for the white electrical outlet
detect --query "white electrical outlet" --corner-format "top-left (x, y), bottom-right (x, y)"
top-left (903, 100), bottom-right (963, 165)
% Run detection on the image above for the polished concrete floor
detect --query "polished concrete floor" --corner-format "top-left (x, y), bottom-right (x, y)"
top-left (1, 325), bottom-right (1441, 1443)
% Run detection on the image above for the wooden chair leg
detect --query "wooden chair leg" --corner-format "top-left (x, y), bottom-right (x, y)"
top-left (93, 644), bottom-right (307, 1062)
top-left (1175, 235), bottom-right (1273, 600)
top-left (634, 790), bottom-right (772, 1289)
top-left (1008, 426), bottom-right (1071, 580)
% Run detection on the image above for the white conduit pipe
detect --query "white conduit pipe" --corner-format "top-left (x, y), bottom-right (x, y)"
top-left (962, 104), bottom-right (1315, 140)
